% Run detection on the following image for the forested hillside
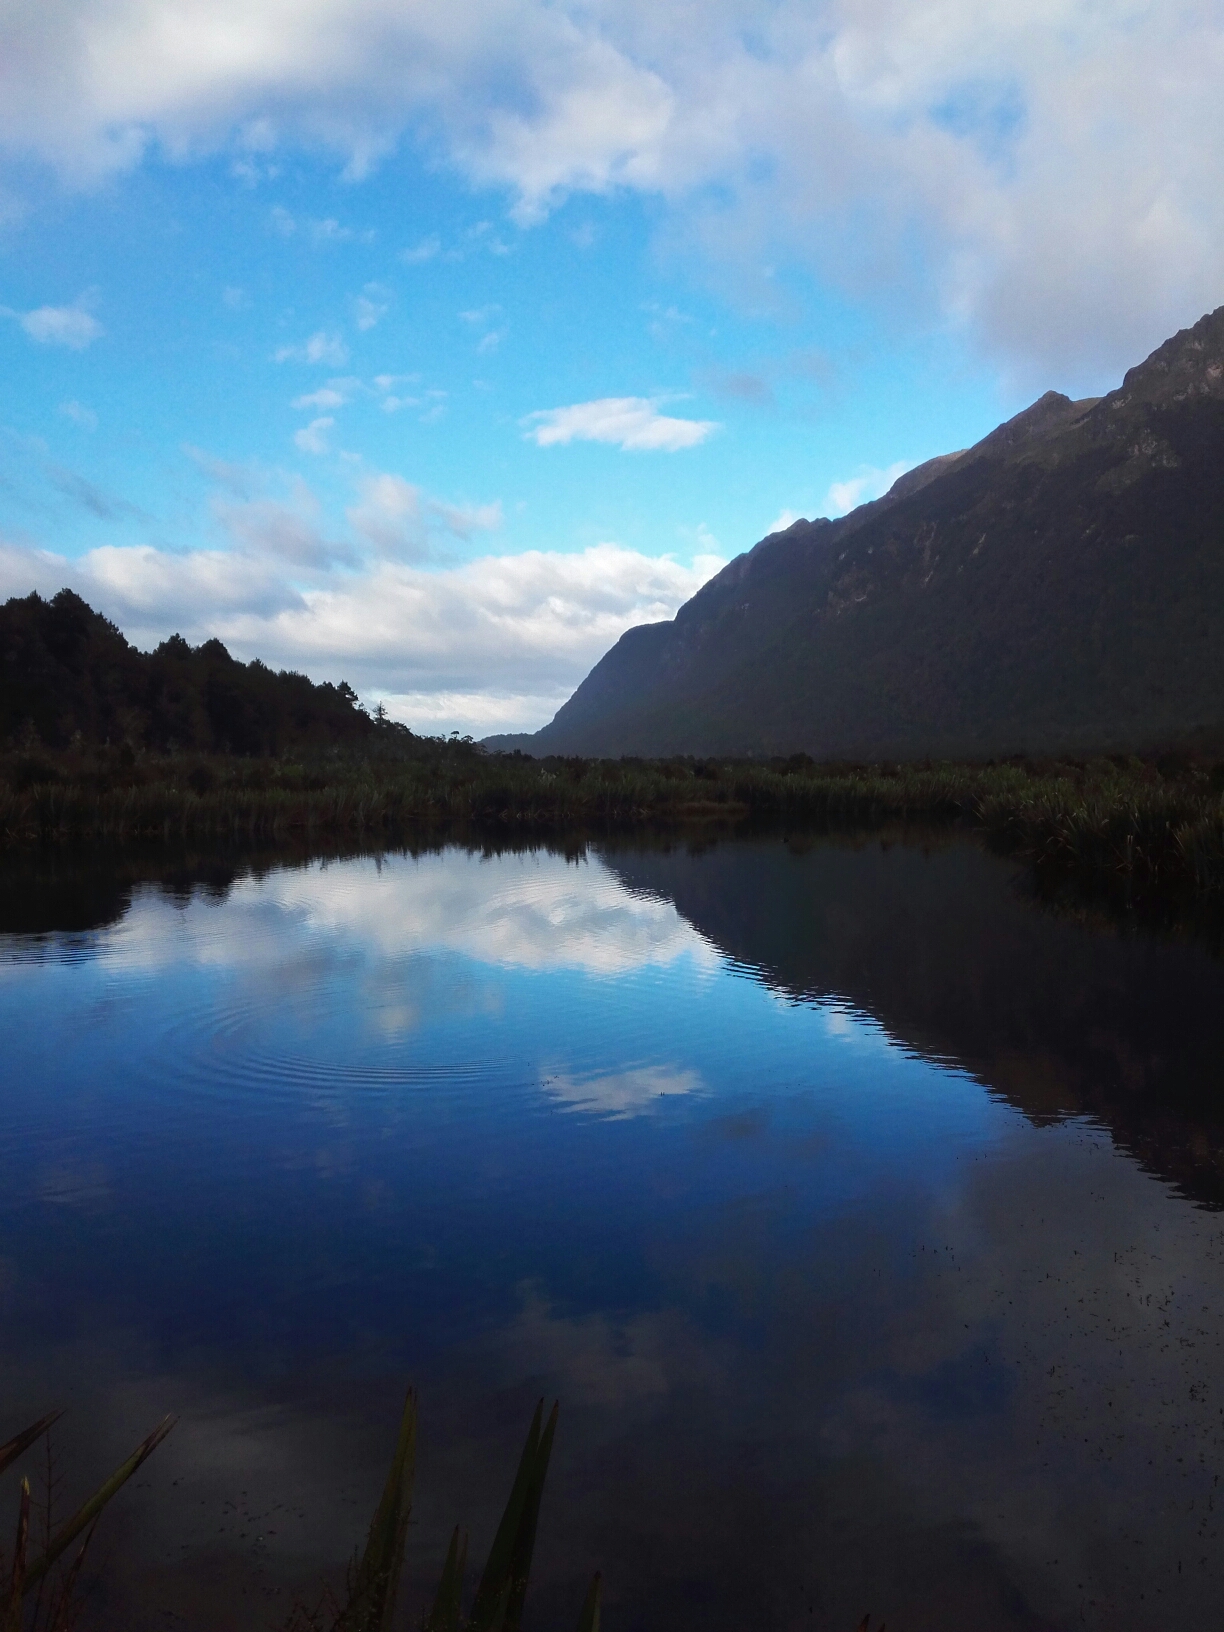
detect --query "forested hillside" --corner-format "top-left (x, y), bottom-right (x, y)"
top-left (0, 589), bottom-right (376, 754)
top-left (500, 304), bottom-right (1224, 760)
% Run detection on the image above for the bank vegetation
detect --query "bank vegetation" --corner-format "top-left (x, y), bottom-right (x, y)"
top-left (4, 738), bottom-right (1224, 898)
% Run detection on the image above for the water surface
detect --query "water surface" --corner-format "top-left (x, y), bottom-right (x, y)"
top-left (3, 834), bottom-right (1224, 1631)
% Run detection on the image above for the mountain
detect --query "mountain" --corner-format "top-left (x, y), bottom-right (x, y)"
top-left (492, 305), bottom-right (1224, 759)
top-left (0, 589), bottom-right (376, 754)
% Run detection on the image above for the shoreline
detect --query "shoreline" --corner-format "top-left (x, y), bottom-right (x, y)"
top-left (3, 744), bottom-right (1224, 903)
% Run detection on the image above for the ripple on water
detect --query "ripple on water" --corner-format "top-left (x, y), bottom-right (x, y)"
top-left (154, 981), bottom-right (512, 1116)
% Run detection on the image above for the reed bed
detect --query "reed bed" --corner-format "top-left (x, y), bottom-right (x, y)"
top-left (4, 746), bottom-right (1224, 896)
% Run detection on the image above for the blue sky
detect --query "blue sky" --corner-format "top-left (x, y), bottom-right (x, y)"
top-left (2, 1), bottom-right (1222, 735)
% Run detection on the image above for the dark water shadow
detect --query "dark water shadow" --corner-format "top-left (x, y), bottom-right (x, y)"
top-left (601, 830), bottom-right (1224, 1211)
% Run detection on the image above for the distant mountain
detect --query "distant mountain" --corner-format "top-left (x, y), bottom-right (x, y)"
top-left (492, 305), bottom-right (1224, 760)
top-left (0, 589), bottom-right (375, 754)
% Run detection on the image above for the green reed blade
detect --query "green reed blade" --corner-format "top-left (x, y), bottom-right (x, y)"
top-left (4, 1478), bottom-right (30, 1632)
top-left (573, 1571), bottom-right (601, 1632)
top-left (0, 1414), bottom-right (61, 1481)
top-left (502, 1400), bottom-right (558, 1632)
top-left (424, 1524), bottom-right (467, 1632)
top-left (24, 1415), bottom-right (176, 1590)
top-left (468, 1400), bottom-right (543, 1632)
top-left (340, 1386), bottom-right (417, 1632)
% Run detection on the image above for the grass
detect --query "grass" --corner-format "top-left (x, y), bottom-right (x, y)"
top-left (1, 1410), bottom-right (175, 1632)
top-left (3, 741), bottom-right (1224, 898)
top-left (1, 1390), bottom-right (898, 1631)
top-left (0, 1395), bottom-right (593, 1632)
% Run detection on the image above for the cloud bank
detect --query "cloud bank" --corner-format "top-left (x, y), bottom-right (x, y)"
top-left (0, 473), bottom-right (723, 734)
top-left (2, 1), bottom-right (1223, 376)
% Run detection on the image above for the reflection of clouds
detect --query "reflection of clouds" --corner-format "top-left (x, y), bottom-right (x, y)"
top-left (266, 852), bottom-right (716, 976)
top-left (72, 851), bottom-right (717, 980)
top-left (499, 1288), bottom-right (690, 1409)
top-left (808, 1125), bottom-right (1224, 1626)
top-left (541, 1063), bottom-right (702, 1120)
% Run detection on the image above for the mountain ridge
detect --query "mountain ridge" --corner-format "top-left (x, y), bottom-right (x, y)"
top-left (488, 304), bottom-right (1224, 759)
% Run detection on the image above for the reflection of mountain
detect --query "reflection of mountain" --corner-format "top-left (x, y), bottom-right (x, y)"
top-left (602, 834), bottom-right (1224, 1208)
top-left (10, 833), bottom-right (1224, 1211)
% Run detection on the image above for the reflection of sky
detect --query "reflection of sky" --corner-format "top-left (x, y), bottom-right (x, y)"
top-left (2, 846), bottom-right (1223, 1631)
top-left (10, 849), bottom-right (721, 978)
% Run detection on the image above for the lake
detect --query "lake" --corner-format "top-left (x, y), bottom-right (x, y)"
top-left (3, 832), bottom-right (1224, 1631)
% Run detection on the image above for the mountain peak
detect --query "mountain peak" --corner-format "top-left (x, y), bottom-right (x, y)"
top-left (1114, 303), bottom-right (1224, 408)
top-left (502, 302), bottom-right (1224, 761)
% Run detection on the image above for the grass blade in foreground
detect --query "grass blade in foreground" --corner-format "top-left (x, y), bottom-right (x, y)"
top-left (0, 1416), bottom-right (61, 1482)
top-left (338, 1387), bottom-right (417, 1632)
top-left (502, 1401), bottom-right (557, 1632)
top-left (3, 1478), bottom-right (30, 1632)
top-left (425, 1524), bottom-right (468, 1632)
top-left (574, 1572), bottom-right (601, 1632)
top-left (23, 1415), bottom-right (176, 1590)
top-left (468, 1399), bottom-right (544, 1632)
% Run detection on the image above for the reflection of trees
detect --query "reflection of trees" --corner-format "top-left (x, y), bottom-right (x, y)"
top-left (0, 848), bottom-right (341, 937)
top-left (603, 833), bottom-right (1224, 1209)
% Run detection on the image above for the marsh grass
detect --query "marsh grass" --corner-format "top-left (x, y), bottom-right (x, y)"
top-left (0, 1411), bottom-right (174, 1632)
top-left (285, 1393), bottom-right (598, 1632)
top-left (4, 744), bottom-right (1224, 897)
top-left (1, 1391), bottom-right (895, 1630)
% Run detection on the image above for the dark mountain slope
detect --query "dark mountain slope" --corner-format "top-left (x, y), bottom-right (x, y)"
top-left (515, 305), bottom-right (1224, 759)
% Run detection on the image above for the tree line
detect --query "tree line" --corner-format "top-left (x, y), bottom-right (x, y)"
top-left (1, 589), bottom-right (384, 755)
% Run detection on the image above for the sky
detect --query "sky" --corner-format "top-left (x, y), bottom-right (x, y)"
top-left (1, 1), bottom-right (1223, 736)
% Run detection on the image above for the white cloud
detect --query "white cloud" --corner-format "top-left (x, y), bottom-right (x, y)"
top-left (401, 235), bottom-right (441, 264)
top-left (523, 396), bottom-right (719, 452)
top-left (274, 330), bottom-right (349, 366)
top-left (346, 473), bottom-right (428, 559)
top-left (271, 206), bottom-right (366, 244)
top-left (3, 1), bottom-right (1222, 378)
top-left (293, 415), bottom-right (334, 454)
top-left (377, 688), bottom-right (561, 733)
top-left (0, 522), bottom-right (723, 732)
top-left (291, 385), bottom-right (347, 410)
top-left (4, 300), bottom-right (102, 349)
top-left (214, 483), bottom-right (356, 569)
top-left (59, 400), bottom-right (98, 430)
top-left (433, 497), bottom-right (502, 538)
top-left (243, 542), bottom-right (723, 700)
top-left (825, 460), bottom-right (910, 517)
top-left (353, 284), bottom-right (390, 330)
top-left (69, 541), bottom-right (302, 624)
top-left (346, 473), bottom-right (501, 559)
top-left (183, 444), bottom-right (259, 498)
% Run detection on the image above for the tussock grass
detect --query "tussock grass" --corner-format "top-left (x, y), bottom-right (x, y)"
top-left (4, 744), bottom-right (1224, 896)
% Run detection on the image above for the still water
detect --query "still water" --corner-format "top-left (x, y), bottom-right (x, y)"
top-left (3, 834), bottom-right (1224, 1631)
